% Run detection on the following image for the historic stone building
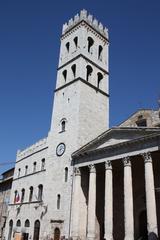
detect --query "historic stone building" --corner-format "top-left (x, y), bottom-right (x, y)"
top-left (4, 9), bottom-right (160, 240)
top-left (120, 109), bottom-right (160, 128)
top-left (0, 168), bottom-right (14, 240)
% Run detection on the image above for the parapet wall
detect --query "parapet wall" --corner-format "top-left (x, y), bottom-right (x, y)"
top-left (16, 137), bottom-right (48, 161)
top-left (62, 9), bottom-right (108, 38)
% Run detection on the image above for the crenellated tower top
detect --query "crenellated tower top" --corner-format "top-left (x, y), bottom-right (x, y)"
top-left (50, 9), bottom-right (109, 140)
top-left (62, 9), bottom-right (108, 39)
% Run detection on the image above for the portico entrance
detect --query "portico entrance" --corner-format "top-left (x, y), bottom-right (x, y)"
top-left (71, 148), bottom-right (160, 240)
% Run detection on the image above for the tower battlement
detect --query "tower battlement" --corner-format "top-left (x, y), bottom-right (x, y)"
top-left (62, 9), bottom-right (108, 39)
top-left (16, 137), bottom-right (47, 161)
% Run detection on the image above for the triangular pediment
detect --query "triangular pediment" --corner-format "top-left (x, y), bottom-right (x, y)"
top-left (73, 127), bottom-right (160, 156)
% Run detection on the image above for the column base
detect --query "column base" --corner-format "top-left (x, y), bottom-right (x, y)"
top-left (104, 235), bottom-right (113, 240)
top-left (87, 235), bottom-right (96, 240)
top-left (71, 236), bottom-right (80, 240)
top-left (124, 236), bottom-right (134, 240)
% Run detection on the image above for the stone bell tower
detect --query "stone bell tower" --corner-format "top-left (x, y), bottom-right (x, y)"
top-left (50, 9), bottom-right (109, 147)
top-left (46, 10), bottom-right (109, 238)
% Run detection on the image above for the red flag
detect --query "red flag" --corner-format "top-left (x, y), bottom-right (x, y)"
top-left (14, 192), bottom-right (20, 203)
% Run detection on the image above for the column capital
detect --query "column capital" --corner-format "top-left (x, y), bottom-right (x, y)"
top-left (105, 160), bottom-right (112, 170)
top-left (123, 156), bottom-right (131, 167)
top-left (74, 167), bottom-right (81, 176)
top-left (141, 152), bottom-right (152, 163)
top-left (88, 164), bottom-right (96, 173)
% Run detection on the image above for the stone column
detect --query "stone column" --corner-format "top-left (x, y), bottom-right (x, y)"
top-left (71, 167), bottom-right (81, 240)
top-left (142, 152), bottom-right (158, 236)
top-left (104, 160), bottom-right (113, 240)
top-left (87, 164), bottom-right (96, 240)
top-left (123, 157), bottom-right (134, 240)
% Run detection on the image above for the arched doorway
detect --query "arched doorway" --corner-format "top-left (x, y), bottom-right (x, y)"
top-left (139, 210), bottom-right (148, 239)
top-left (8, 220), bottom-right (13, 240)
top-left (33, 220), bottom-right (40, 240)
top-left (54, 228), bottom-right (60, 240)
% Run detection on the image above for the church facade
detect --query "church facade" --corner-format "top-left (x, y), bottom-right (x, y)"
top-left (4, 10), bottom-right (160, 240)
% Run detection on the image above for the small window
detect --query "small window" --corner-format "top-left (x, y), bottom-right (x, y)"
top-left (65, 167), bottom-right (68, 182)
top-left (57, 194), bottom-right (61, 209)
top-left (25, 165), bottom-right (28, 175)
top-left (21, 189), bottom-right (25, 203)
top-left (62, 70), bottom-right (67, 82)
top-left (41, 159), bottom-right (45, 170)
top-left (29, 186), bottom-right (33, 202)
top-left (14, 191), bottom-right (17, 203)
top-left (98, 45), bottom-right (103, 61)
top-left (97, 72), bottom-right (103, 89)
top-left (136, 119), bottom-right (147, 127)
top-left (33, 220), bottom-right (40, 240)
top-left (25, 219), bottom-right (30, 228)
top-left (33, 162), bottom-right (37, 173)
top-left (86, 65), bottom-right (93, 82)
top-left (9, 219), bottom-right (13, 227)
top-left (71, 64), bottom-right (76, 78)
top-left (138, 114), bottom-right (143, 120)
top-left (87, 37), bottom-right (94, 53)
top-left (18, 168), bottom-right (21, 178)
top-left (38, 184), bottom-right (43, 201)
top-left (60, 118), bottom-right (67, 132)
top-left (61, 121), bottom-right (66, 132)
top-left (65, 42), bottom-right (70, 52)
top-left (73, 37), bottom-right (78, 48)
top-left (16, 220), bottom-right (21, 227)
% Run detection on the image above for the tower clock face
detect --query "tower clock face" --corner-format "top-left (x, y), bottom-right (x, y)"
top-left (56, 143), bottom-right (65, 156)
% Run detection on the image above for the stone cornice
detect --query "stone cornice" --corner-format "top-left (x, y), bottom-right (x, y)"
top-left (54, 77), bottom-right (109, 97)
top-left (13, 169), bottom-right (46, 181)
top-left (9, 200), bottom-right (43, 206)
top-left (57, 53), bottom-right (109, 75)
top-left (16, 147), bottom-right (48, 163)
top-left (72, 132), bottom-right (160, 163)
top-left (72, 127), bottom-right (160, 157)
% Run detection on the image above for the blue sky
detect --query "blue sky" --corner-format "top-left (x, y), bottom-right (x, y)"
top-left (0, 0), bottom-right (160, 174)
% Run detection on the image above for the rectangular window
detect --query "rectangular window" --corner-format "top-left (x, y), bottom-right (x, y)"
top-left (33, 162), bottom-right (37, 172)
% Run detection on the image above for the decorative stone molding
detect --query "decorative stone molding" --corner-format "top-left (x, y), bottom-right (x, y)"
top-left (141, 152), bottom-right (152, 163)
top-left (105, 160), bottom-right (112, 170)
top-left (88, 164), bottom-right (96, 173)
top-left (74, 167), bottom-right (81, 176)
top-left (123, 156), bottom-right (131, 167)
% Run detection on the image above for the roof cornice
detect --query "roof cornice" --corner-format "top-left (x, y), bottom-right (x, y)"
top-left (72, 128), bottom-right (160, 159)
